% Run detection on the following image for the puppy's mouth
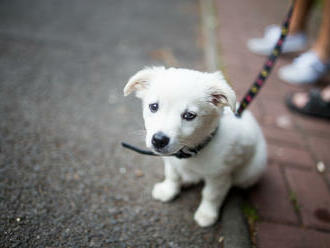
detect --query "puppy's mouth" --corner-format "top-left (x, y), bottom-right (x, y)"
top-left (152, 146), bottom-right (183, 156)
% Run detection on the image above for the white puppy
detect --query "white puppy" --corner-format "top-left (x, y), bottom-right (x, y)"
top-left (124, 67), bottom-right (267, 227)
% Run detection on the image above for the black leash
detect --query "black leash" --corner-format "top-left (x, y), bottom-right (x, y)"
top-left (236, 1), bottom-right (294, 116)
top-left (121, 142), bottom-right (159, 156)
top-left (122, 1), bottom-right (295, 158)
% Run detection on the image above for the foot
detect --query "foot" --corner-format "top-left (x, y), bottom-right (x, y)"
top-left (152, 180), bottom-right (180, 202)
top-left (286, 87), bottom-right (330, 119)
top-left (194, 201), bottom-right (218, 227)
top-left (247, 25), bottom-right (307, 55)
top-left (279, 51), bottom-right (329, 84)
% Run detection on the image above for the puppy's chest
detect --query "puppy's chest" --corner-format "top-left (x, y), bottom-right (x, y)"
top-left (170, 152), bottom-right (233, 176)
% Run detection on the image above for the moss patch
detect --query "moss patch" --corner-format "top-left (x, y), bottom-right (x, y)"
top-left (242, 202), bottom-right (259, 247)
top-left (289, 191), bottom-right (300, 213)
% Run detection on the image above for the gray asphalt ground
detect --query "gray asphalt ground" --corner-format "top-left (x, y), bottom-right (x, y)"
top-left (0, 0), bottom-right (232, 247)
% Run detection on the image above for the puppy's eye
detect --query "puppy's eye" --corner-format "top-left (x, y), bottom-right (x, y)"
top-left (149, 103), bottom-right (159, 113)
top-left (182, 111), bottom-right (197, 121)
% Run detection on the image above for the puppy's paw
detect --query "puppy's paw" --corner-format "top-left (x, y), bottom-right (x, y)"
top-left (194, 206), bottom-right (218, 227)
top-left (152, 181), bottom-right (179, 202)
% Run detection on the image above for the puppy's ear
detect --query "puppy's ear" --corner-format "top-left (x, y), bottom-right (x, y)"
top-left (207, 72), bottom-right (236, 112)
top-left (123, 67), bottom-right (165, 98)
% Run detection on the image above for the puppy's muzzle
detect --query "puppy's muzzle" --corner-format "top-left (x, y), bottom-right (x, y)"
top-left (152, 132), bottom-right (170, 149)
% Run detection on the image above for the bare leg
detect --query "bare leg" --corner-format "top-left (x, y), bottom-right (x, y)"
top-left (291, 0), bottom-right (330, 108)
top-left (312, 0), bottom-right (330, 62)
top-left (289, 0), bottom-right (315, 35)
top-left (194, 175), bottom-right (231, 227)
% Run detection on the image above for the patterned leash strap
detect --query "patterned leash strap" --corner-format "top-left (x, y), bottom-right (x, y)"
top-left (236, 1), bottom-right (295, 117)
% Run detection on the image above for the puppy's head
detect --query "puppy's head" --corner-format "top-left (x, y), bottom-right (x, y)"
top-left (124, 67), bottom-right (236, 155)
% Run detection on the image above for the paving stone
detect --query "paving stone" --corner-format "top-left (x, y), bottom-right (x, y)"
top-left (262, 126), bottom-right (306, 148)
top-left (248, 99), bottom-right (264, 123)
top-left (286, 168), bottom-right (330, 230)
top-left (262, 99), bottom-right (296, 130)
top-left (215, 0), bottom-right (330, 246)
top-left (326, 173), bottom-right (330, 186)
top-left (257, 222), bottom-right (330, 248)
top-left (250, 164), bottom-right (298, 224)
top-left (307, 136), bottom-right (330, 171)
top-left (294, 114), bottom-right (330, 138)
top-left (268, 143), bottom-right (314, 168)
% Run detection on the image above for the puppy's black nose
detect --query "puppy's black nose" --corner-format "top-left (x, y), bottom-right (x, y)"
top-left (152, 132), bottom-right (170, 149)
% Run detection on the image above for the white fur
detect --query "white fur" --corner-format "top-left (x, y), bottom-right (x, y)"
top-left (124, 67), bottom-right (267, 227)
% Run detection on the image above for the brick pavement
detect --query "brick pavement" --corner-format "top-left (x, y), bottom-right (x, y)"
top-left (216, 0), bottom-right (330, 247)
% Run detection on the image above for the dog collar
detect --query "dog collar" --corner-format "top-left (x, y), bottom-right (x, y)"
top-left (121, 126), bottom-right (218, 159)
top-left (173, 127), bottom-right (218, 159)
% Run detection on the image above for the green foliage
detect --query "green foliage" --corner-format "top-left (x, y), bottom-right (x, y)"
top-left (289, 191), bottom-right (300, 213)
top-left (242, 202), bottom-right (259, 223)
top-left (242, 202), bottom-right (259, 248)
top-left (315, 0), bottom-right (324, 8)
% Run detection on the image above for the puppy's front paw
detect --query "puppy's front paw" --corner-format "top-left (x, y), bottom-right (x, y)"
top-left (152, 181), bottom-right (179, 202)
top-left (194, 206), bottom-right (218, 227)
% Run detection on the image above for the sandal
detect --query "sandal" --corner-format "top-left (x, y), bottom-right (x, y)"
top-left (286, 89), bottom-right (330, 120)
